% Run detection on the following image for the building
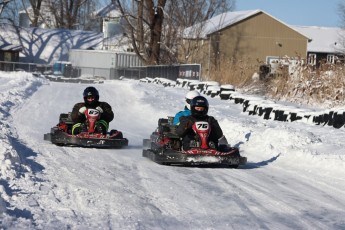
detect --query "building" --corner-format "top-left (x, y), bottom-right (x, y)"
top-left (92, 2), bottom-right (123, 35)
top-left (182, 10), bottom-right (310, 78)
top-left (292, 26), bottom-right (345, 66)
top-left (0, 43), bottom-right (22, 71)
top-left (91, 2), bottom-right (128, 51)
top-left (68, 49), bottom-right (142, 79)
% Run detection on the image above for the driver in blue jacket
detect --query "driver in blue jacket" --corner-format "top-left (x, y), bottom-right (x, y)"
top-left (173, 90), bottom-right (200, 125)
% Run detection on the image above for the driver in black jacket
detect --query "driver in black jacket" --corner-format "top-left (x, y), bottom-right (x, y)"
top-left (176, 96), bottom-right (227, 150)
top-left (71, 86), bottom-right (114, 135)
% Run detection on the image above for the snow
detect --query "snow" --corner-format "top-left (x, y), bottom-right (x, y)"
top-left (0, 24), bottom-right (104, 64)
top-left (183, 10), bottom-right (263, 38)
top-left (183, 9), bottom-right (307, 40)
top-left (292, 26), bottom-right (345, 53)
top-left (0, 72), bottom-right (345, 229)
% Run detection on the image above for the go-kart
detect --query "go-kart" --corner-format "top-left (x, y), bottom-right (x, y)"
top-left (143, 117), bottom-right (247, 167)
top-left (44, 108), bottom-right (128, 148)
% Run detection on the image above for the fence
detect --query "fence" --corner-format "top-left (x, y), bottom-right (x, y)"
top-left (0, 61), bottom-right (201, 82)
top-left (114, 64), bottom-right (201, 81)
top-left (0, 61), bottom-right (52, 73)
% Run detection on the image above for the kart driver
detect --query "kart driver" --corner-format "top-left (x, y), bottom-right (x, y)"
top-left (173, 90), bottom-right (200, 125)
top-left (71, 86), bottom-right (114, 135)
top-left (176, 96), bottom-right (228, 150)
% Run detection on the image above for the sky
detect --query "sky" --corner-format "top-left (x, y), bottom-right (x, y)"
top-left (1, 72), bottom-right (345, 229)
top-left (236, 0), bottom-right (342, 27)
top-left (101, 0), bottom-right (341, 27)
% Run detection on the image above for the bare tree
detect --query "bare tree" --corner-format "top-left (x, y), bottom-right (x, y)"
top-left (0, 0), bottom-right (12, 16)
top-left (116, 0), bottom-right (167, 65)
top-left (115, 0), bottom-right (234, 65)
top-left (1, 0), bottom-right (99, 29)
top-left (45, 0), bottom-right (84, 29)
top-left (174, 0), bottom-right (234, 63)
top-left (20, 0), bottom-right (43, 27)
top-left (24, 0), bottom-right (96, 30)
top-left (0, 0), bottom-right (21, 25)
top-left (336, 1), bottom-right (345, 54)
top-left (1, 0), bottom-right (49, 27)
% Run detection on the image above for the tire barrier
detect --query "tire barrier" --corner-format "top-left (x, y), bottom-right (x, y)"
top-left (142, 77), bottom-right (345, 129)
top-left (140, 77), bottom-right (176, 87)
top-left (220, 84), bottom-right (235, 100)
top-left (44, 75), bottom-right (104, 84)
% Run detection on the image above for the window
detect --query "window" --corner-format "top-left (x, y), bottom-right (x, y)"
top-left (308, 53), bottom-right (316, 65)
top-left (4, 52), bottom-right (12, 62)
top-left (327, 54), bottom-right (335, 64)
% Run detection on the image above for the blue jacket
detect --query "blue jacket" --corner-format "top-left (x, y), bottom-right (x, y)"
top-left (173, 107), bottom-right (191, 125)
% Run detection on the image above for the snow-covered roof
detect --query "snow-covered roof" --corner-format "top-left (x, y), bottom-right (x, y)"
top-left (95, 3), bottom-right (121, 18)
top-left (0, 43), bottom-right (22, 51)
top-left (0, 24), bottom-right (104, 64)
top-left (183, 9), bottom-right (307, 39)
top-left (183, 10), bottom-right (258, 39)
top-left (291, 26), bottom-right (345, 53)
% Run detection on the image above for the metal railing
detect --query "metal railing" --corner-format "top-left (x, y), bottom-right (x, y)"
top-left (115, 64), bottom-right (202, 81)
top-left (0, 61), bottom-right (202, 81)
top-left (0, 61), bottom-right (52, 73)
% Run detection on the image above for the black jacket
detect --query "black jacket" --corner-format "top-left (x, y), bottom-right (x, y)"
top-left (176, 115), bottom-right (223, 142)
top-left (71, 101), bottom-right (114, 123)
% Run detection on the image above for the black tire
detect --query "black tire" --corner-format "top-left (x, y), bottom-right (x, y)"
top-left (158, 118), bottom-right (169, 126)
top-left (142, 150), bottom-right (148, 157)
top-left (59, 113), bottom-right (73, 123)
top-left (110, 130), bottom-right (123, 138)
top-left (229, 164), bottom-right (239, 169)
top-left (43, 133), bottom-right (51, 141)
top-left (142, 139), bottom-right (151, 149)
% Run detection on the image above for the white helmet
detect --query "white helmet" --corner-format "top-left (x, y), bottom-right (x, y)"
top-left (185, 90), bottom-right (201, 110)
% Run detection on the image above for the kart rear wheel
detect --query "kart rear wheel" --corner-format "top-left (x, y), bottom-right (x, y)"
top-left (229, 164), bottom-right (239, 169)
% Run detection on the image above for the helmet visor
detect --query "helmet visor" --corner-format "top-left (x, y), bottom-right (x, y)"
top-left (194, 106), bottom-right (205, 111)
top-left (86, 95), bottom-right (95, 102)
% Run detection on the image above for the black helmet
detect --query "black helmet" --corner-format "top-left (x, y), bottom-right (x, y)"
top-left (190, 96), bottom-right (209, 118)
top-left (83, 86), bottom-right (99, 106)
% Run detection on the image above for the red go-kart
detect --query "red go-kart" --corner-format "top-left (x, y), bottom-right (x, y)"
top-left (143, 117), bottom-right (246, 168)
top-left (44, 108), bottom-right (128, 148)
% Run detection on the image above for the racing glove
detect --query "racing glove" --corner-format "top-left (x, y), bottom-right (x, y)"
top-left (78, 106), bottom-right (87, 115)
top-left (96, 106), bottom-right (103, 113)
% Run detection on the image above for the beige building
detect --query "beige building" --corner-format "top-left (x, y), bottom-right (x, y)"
top-left (182, 10), bottom-right (310, 80)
